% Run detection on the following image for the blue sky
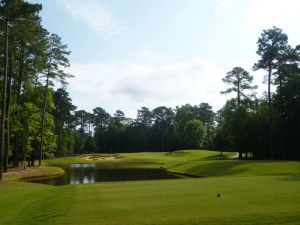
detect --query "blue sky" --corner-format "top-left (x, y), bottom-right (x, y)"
top-left (30, 0), bottom-right (300, 117)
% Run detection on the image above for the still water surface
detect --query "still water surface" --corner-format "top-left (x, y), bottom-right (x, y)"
top-left (29, 163), bottom-right (181, 186)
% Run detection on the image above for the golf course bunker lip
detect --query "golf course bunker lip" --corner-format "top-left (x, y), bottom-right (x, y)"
top-left (83, 155), bottom-right (120, 161)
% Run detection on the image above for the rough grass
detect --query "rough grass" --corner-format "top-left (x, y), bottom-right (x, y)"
top-left (1, 150), bottom-right (300, 225)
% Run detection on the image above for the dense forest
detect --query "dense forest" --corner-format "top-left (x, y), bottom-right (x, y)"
top-left (0, 0), bottom-right (300, 181)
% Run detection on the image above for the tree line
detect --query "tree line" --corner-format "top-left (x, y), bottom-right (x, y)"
top-left (0, 0), bottom-right (71, 180)
top-left (71, 26), bottom-right (300, 161)
top-left (71, 104), bottom-right (213, 154)
top-left (0, 1), bottom-right (299, 181)
top-left (216, 27), bottom-right (300, 160)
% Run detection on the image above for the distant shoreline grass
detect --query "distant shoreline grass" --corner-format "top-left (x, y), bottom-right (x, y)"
top-left (4, 166), bottom-right (65, 182)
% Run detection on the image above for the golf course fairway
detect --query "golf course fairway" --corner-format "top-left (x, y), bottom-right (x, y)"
top-left (1, 150), bottom-right (300, 225)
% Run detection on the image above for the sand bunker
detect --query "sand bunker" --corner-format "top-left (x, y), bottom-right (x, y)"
top-left (83, 156), bottom-right (119, 161)
top-left (101, 156), bottom-right (117, 160)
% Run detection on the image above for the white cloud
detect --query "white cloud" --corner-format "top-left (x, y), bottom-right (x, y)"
top-left (57, 0), bottom-right (127, 36)
top-left (138, 48), bottom-right (163, 61)
top-left (66, 58), bottom-right (228, 117)
top-left (246, 0), bottom-right (300, 41)
top-left (214, 0), bottom-right (236, 12)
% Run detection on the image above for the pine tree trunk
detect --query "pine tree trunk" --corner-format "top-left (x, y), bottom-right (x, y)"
top-left (79, 131), bottom-right (82, 154)
top-left (117, 134), bottom-right (120, 153)
top-left (13, 50), bottom-right (25, 167)
top-left (30, 152), bottom-right (35, 167)
top-left (279, 72), bottom-right (283, 116)
top-left (4, 55), bottom-right (12, 172)
top-left (0, 20), bottom-right (9, 180)
top-left (143, 133), bottom-right (146, 152)
top-left (59, 123), bottom-right (62, 156)
top-left (268, 65), bottom-right (274, 158)
top-left (74, 132), bottom-right (76, 154)
top-left (279, 72), bottom-right (284, 158)
top-left (54, 107), bottom-right (58, 155)
top-left (161, 132), bottom-right (164, 152)
top-left (96, 131), bottom-right (99, 151)
top-left (237, 77), bottom-right (242, 159)
top-left (39, 69), bottom-right (50, 166)
top-left (160, 125), bottom-right (164, 152)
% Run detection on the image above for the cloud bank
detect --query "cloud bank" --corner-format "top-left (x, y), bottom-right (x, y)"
top-left (66, 58), bottom-right (227, 117)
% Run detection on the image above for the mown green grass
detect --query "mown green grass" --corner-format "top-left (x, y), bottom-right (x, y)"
top-left (166, 157), bottom-right (300, 177)
top-left (1, 150), bottom-right (300, 225)
top-left (1, 175), bottom-right (300, 225)
top-left (118, 150), bottom-right (300, 178)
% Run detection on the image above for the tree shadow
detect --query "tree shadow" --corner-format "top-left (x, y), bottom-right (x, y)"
top-left (201, 154), bottom-right (233, 160)
top-left (165, 151), bottom-right (191, 157)
top-left (185, 160), bottom-right (300, 177)
top-left (185, 161), bottom-right (249, 177)
top-left (278, 174), bottom-right (300, 182)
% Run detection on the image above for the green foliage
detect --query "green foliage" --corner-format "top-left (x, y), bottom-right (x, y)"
top-left (90, 103), bottom-right (215, 153)
top-left (182, 120), bottom-right (206, 149)
top-left (215, 27), bottom-right (300, 159)
top-left (45, 33), bottom-right (72, 85)
top-left (221, 67), bottom-right (257, 106)
top-left (196, 103), bottom-right (215, 147)
top-left (253, 26), bottom-right (288, 71)
top-left (20, 102), bottom-right (41, 156)
top-left (54, 88), bottom-right (76, 156)
top-left (84, 136), bottom-right (96, 153)
top-left (43, 112), bottom-right (56, 157)
top-left (15, 85), bottom-right (56, 159)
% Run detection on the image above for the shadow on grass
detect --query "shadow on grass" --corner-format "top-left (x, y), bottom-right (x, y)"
top-left (165, 151), bottom-right (191, 157)
top-left (185, 160), bottom-right (300, 177)
top-left (201, 154), bottom-right (233, 160)
top-left (278, 174), bottom-right (300, 182)
top-left (185, 161), bottom-right (249, 177)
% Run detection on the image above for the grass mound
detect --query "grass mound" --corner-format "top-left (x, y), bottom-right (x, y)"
top-left (4, 166), bottom-right (64, 182)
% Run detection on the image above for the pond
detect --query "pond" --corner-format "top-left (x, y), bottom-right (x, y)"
top-left (28, 163), bottom-right (181, 186)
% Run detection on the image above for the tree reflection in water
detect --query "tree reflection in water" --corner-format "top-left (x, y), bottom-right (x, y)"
top-left (29, 163), bottom-right (180, 186)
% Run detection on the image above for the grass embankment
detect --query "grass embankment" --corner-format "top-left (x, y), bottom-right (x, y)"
top-left (4, 166), bottom-right (64, 182)
top-left (117, 151), bottom-right (300, 177)
top-left (1, 150), bottom-right (300, 225)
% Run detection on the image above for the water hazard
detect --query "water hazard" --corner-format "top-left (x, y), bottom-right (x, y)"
top-left (28, 163), bottom-right (181, 186)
